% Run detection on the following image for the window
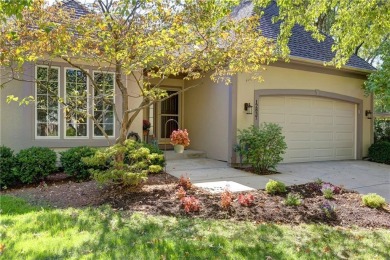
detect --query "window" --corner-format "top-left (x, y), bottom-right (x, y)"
top-left (65, 68), bottom-right (88, 137)
top-left (93, 72), bottom-right (115, 137)
top-left (35, 66), bottom-right (59, 138)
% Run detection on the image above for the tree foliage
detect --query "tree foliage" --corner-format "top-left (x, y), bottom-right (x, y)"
top-left (0, 0), bottom-right (276, 144)
top-left (0, 0), bottom-right (32, 21)
top-left (254, 0), bottom-right (390, 68)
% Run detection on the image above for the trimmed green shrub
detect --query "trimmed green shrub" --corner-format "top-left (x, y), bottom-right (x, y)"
top-left (141, 142), bottom-right (165, 167)
top-left (14, 147), bottom-right (57, 184)
top-left (236, 123), bottom-right (287, 174)
top-left (265, 179), bottom-right (286, 195)
top-left (368, 141), bottom-right (390, 164)
top-left (83, 140), bottom-right (164, 186)
top-left (362, 193), bottom-right (386, 208)
top-left (60, 146), bottom-right (97, 180)
top-left (284, 193), bottom-right (302, 206)
top-left (0, 146), bottom-right (17, 187)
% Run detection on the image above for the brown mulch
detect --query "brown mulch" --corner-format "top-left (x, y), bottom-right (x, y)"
top-left (1, 172), bottom-right (389, 229)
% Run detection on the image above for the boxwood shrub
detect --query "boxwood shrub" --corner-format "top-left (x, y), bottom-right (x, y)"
top-left (60, 146), bottom-right (97, 181)
top-left (368, 141), bottom-right (390, 164)
top-left (14, 147), bottom-right (57, 184)
top-left (0, 145), bottom-right (17, 187)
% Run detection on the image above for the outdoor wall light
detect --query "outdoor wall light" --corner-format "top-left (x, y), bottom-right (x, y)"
top-left (244, 102), bottom-right (253, 114)
top-left (365, 110), bottom-right (373, 119)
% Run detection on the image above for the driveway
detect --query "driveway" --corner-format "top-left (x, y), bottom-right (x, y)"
top-left (166, 159), bottom-right (390, 201)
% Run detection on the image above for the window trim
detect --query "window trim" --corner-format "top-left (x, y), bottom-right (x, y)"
top-left (63, 67), bottom-right (90, 139)
top-left (35, 65), bottom-right (61, 139)
top-left (92, 70), bottom-right (116, 139)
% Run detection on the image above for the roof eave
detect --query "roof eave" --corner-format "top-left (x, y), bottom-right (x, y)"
top-left (289, 55), bottom-right (374, 75)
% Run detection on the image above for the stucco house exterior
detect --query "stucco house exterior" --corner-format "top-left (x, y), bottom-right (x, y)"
top-left (0, 0), bottom-right (374, 165)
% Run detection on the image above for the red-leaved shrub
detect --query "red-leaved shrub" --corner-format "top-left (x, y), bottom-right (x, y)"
top-left (178, 175), bottom-right (192, 190)
top-left (238, 193), bottom-right (255, 207)
top-left (176, 187), bottom-right (186, 200)
top-left (181, 196), bottom-right (200, 213)
top-left (221, 190), bottom-right (234, 209)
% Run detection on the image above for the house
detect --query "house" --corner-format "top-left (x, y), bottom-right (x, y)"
top-left (0, 0), bottom-right (374, 165)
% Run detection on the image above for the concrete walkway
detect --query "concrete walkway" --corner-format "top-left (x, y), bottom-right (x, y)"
top-left (166, 158), bottom-right (390, 201)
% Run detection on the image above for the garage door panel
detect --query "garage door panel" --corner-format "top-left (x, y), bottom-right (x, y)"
top-left (259, 96), bottom-right (356, 163)
top-left (311, 132), bottom-right (333, 141)
top-left (312, 115), bottom-right (333, 125)
top-left (312, 149), bottom-right (334, 158)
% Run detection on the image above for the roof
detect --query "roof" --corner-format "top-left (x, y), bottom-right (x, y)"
top-left (60, 0), bottom-right (90, 19)
top-left (233, 1), bottom-right (375, 72)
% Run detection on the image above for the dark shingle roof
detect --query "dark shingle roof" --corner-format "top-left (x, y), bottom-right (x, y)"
top-left (60, 0), bottom-right (90, 18)
top-left (234, 1), bottom-right (374, 71)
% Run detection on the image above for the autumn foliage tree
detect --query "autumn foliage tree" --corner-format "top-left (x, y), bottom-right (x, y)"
top-left (0, 0), bottom-right (276, 144)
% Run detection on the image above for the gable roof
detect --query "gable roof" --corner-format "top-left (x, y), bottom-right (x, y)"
top-left (60, 0), bottom-right (90, 18)
top-left (234, 1), bottom-right (375, 72)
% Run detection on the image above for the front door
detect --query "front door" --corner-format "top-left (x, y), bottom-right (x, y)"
top-left (158, 90), bottom-right (180, 143)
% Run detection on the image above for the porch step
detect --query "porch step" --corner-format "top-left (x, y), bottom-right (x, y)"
top-left (164, 150), bottom-right (207, 161)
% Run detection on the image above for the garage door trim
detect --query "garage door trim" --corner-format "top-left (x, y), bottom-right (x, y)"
top-left (254, 89), bottom-right (363, 160)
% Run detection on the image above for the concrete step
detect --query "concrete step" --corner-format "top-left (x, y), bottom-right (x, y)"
top-left (164, 150), bottom-right (207, 160)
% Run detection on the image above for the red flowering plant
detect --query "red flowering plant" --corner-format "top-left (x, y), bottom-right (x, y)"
top-left (170, 129), bottom-right (190, 147)
top-left (143, 119), bottom-right (151, 131)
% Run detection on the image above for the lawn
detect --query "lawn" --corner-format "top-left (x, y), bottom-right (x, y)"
top-left (1, 195), bottom-right (389, 259)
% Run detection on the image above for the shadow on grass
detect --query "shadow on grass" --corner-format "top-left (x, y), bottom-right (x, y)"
top-left (1, 196), bottom-right (389, 259)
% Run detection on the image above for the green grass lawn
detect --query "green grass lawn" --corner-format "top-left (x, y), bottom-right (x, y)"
top-left (1, 195), bottom-right (389, 259)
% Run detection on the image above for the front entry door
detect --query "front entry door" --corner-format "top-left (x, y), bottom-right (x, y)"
top-left (158, 90), bottom-right (180, 143)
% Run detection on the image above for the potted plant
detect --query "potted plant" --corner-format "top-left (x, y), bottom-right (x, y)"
top-left (170, 129), bottom-right (190, 153)
top-left (143, 119), bottom-right (151, 136)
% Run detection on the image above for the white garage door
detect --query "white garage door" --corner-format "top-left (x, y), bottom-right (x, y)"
top-left (259, 96), bottom-right (356, 163)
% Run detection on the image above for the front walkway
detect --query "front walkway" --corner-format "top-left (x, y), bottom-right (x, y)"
top-left (166, 158), bottom-right (390, 201)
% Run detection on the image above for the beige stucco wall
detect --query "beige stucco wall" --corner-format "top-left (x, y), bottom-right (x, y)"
top-left (236, 64), bottom-right (372, 158)
top-left (0, 62), bottom-right (142, 152)
top-left (184, 74), bottom-right (230, 161)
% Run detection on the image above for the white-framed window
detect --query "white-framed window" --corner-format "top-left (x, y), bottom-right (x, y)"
top-left (64, 68), bottom-right (89, 138)
top-left (93, 71), bottom-right (115, 137)
top-left (35, 66), bottom-right (60, 138)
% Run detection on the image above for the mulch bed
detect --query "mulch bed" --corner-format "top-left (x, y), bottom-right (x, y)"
top-left (2, 172), bottom-right (389, 229)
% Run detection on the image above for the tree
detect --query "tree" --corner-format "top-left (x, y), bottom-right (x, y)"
top-left (0, 0), bottom-right (276, 144)
top-left (254, 0), bottom-right (390, 68)
top-left (0, 0), bottom-right (32, 21)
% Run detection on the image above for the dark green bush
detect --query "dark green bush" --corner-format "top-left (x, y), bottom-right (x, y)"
top-left (236, 123), bottom-right (287, 173)
top-left (368, 141), bottom-right (390, 164)
top-left (374, 118), bottom-right (390, 143)
top-left (83, 140), bottom-right (164, 186)
top-left (60, 146), bottom-right (97, 180)
top-left (14, 147), bottom-right (57, 184)
top-left (0, 146), bottom-right (17, 187)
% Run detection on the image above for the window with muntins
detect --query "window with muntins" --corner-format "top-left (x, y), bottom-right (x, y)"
top-left (35, 66), bottom-right (59, 137)
top-left (65, 68), bottom-right (88, 137)
top-left (93, 72), bottom-right (115, 137)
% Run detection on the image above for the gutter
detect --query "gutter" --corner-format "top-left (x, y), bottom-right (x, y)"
top-left (289, 55), bottom-right (374, 76)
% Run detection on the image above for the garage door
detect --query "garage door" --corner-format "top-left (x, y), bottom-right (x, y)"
top-left (259, 96), bottom-right (356, 163)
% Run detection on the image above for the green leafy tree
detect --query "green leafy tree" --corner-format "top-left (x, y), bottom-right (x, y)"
top-left (0, 0), bottom-right (32, 21)
top-left (0, 0), bottom-right (276, 144)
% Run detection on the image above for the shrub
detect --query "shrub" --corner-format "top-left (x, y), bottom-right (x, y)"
top-left (178, 175), bottom-right (192, 190)
top-left (321, 184), bottom-right (335, 199)
top-left (181, 196), bottom-right (200, 213)
top-left (220, 190), bottom-right (234, 209)
top-left (238, 193), bottom-right (255, 207)
top-left (176, 187), bottom-right (186, 200)
top-left (362, 193), bottom-right (386, 208)
top-left (82, 140), bottom-right (164, 186)
top-left (374, 118), bottom-right (390, 143)
top-left (60, 146), bottom-right (97, 180)
top-left (368, 141), bottom-right (390, 164)
top-left (141, 142), bottom-right (165, 166)
top-left (14, 147), bottom-right (57, 184)
top-left (236, 124), bottom-right (287, 173)
top-left (265, 179), bottom-right (286, 195)
top-left (0, 146), bottom-right (17, 187)
top-left (321, 202), bottom-right (336, 218)
top-left (284, 193), bottom-right (302, 206)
